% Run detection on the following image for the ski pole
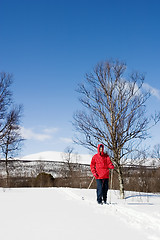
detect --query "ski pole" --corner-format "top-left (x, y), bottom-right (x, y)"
top-left (88, 176), bottom-right (95, 189)
top-left (109, 169), bottom-right (113, 204)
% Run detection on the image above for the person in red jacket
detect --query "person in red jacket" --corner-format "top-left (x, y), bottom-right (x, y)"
top-left (90, 144), bottom-right (114, 204)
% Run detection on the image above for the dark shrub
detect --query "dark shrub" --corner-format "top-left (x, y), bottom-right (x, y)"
top-left (34, 172), bottom-right (55, 187)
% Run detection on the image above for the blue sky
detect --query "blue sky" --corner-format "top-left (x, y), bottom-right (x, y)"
top-left (0, 0), bottom-right (160, 156)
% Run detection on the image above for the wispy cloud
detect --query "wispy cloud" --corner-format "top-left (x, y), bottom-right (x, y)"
top-left (20, 127), bottom-right (52, 141)
top-left (143, 83), bottom-right (160, 100)
top-left (20, 127), bottom-right (73, 145)
top-left (60, 137), bottom-right (73, 143)
top-left (43, 128), bottom-right (59, 134)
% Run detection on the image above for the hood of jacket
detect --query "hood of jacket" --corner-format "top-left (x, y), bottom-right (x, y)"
top-left (97, 144), bottom-right (104, 155)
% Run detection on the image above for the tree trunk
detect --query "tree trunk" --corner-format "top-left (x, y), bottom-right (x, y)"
top-left (117, 164), bottom-right (125, 199)
top-left (114, 150), bottom-right (125, 199)
top-left (5, 155), bottom-right (9, 188)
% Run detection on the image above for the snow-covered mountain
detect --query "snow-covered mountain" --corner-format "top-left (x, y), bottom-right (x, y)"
top-left (20, 151), bottom-right (92, 165)
top-left (20, 151), bottom-right (160, 167)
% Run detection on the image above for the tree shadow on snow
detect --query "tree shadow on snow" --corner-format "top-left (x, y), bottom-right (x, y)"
top-left (125, 193), bottom-right (160, 200)
top-left (124, 193), bottom-right (160, 205)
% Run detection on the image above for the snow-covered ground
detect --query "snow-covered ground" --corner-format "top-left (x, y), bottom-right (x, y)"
top-left (0, 188), bottom-right (160, 240)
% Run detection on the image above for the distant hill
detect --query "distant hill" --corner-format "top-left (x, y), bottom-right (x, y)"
top-left (19, 151), bottom-right (92, 165)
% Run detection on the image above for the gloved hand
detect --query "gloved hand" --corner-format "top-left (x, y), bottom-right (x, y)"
top-left (94, 173), bottom-right (99, 178)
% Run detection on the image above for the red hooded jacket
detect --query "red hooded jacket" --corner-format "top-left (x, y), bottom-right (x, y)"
top-left (90, 144), bottom-right (114, 179)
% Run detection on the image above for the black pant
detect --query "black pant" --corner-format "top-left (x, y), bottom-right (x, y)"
top-left (96, 179), bottom-right (109, 203)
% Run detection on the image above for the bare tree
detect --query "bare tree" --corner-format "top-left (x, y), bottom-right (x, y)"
top-left (73, 60), bottom-right (160, 198)
top-left (61, 146), bottom-right (76, 177)
top-left (1, 106), bottom-right (24, 184)
top-left (62, 146), bottom-right (74, 164)
top-left (151, 144), bottom-right (160, 166)
top-left (129, 145), bottom-right (150, 166)
top-left (61, 146), bottom-right (83, 188)
top-left (0, 72), bottom-right (13, 136)
top-left (0, 72), bottom-right (24, 186)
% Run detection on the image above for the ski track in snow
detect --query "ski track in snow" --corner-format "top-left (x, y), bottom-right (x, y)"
top-left (62, 188), bottom-right (160, 240)
top-left (0, 187), bottom-right (160, 240)
top-left (112, 203), bottom-right (160, 240)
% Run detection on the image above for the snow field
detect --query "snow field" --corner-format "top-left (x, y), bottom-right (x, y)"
top-left (0, 188), bottom-right (160, 240)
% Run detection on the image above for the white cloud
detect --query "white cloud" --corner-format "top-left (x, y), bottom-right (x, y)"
top-left (20, 127), bottom-right (52, 141)
top-left (60, 137), bottom-right (73, 143)
top-left (43, 128), bottom-right (59, 134)
top-left (20, 127), bottom-right (73, 145)
top-left (113, 78), bottom-right (141, 98)
top-left (143, 83), bottom-right (160, 100)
